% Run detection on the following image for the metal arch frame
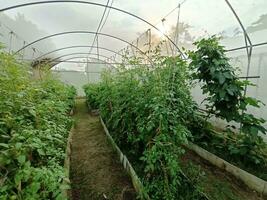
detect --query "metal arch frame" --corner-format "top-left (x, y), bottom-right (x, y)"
top-left (35, 45), bottom-right (124, 60)
top-left (224, 0), bottom-right (253, 97)
top-left (64, 56), bottom-right (109, 63)
top-left (13, 31), bottom-right (154, 65)
top-left (224, 0), bottom-right (252, 47)
top-left (53, 56), bottom-right (116, 69)
top-left (0, 0), bottom-right (185, 58)
top-left (59, 56), bottom-right (152, 68)
top-left (224, 1), bottom-right (252, 61)
top-left (51, 52), bottom-right (113, 63)
top-left (52, 56), bottom-right (114, 66)
top-left (18, 58), bottom-right (152, 65)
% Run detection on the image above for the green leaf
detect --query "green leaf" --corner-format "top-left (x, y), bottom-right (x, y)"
top-left (0, 143), bottom-right (9, 148)
top-left (17, 155), bottom-right (26, 164)
top-left (15, 143), bottom-right (23, 149)
top-left (245, 97), bottom-right (260, 108)
top-left (37, 149), bottom-right (45, 156)
top-left (219, 90), bottom-right (226, 99)
top-left (30, 182), bottom-right (41, 193)
top-left (218, 74), bottom-right (226, 84)
top-left (226, 88), bottom-right (234, 95)
top-left (223, 71), bottom-right (232, 79)
top-left (14, 174), bottom-right (22, 185)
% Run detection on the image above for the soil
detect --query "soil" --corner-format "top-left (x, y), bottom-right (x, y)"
top-left (70, 99), bottom-right (136, 200)
top-left (69, 98), bottom-right (265, 200)
top-left (181, 149), bottom-right (266, 200)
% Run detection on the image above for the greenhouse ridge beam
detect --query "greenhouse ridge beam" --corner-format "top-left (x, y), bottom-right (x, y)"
top-left (0, 0), bottom-right (185, 58)
top-left (13, 31), bottom-right (153, 65)
top-left (35, 45), bottom-right (124, 61)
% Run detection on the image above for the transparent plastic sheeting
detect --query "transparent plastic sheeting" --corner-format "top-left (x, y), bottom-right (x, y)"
top-left (0, 0), bottom-right (266, 63)
top-left (1, 0), bottom-right (267, 130)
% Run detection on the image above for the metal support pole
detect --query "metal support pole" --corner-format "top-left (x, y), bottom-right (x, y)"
top-left (22, 41), bottom-right (26, 58)
top-left (174, 3), bottom-right (181, 54)
top-left (96, 35), bottom-right (100, 61)
top-left (32, 48), bottom-right (36, 59)
top-left (148, 29), bottom-right (151, 55)
top-left (8, 31), bottom-right (14, 53)
top-left (86, 58), bottom-right (90, 83)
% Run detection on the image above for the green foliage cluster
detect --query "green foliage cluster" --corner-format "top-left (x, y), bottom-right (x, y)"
top-left (83, 83), bottom-right (101, 110)
top-left (0, 51), bottom-right (76, 199)
top-left (84, 56), bottom-right (205, 199)
top-left (189, 115), bottom-right (267, 180)
top-left (188, 36), bottom-right (267, 175)
top-left (188, 36), bottom-right (266, 135)
top-left (84, 36), bottom-right (267, 198)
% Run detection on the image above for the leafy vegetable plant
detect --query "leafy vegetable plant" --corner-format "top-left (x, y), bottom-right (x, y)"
top-left (0, 49), bottom-right (76, 199)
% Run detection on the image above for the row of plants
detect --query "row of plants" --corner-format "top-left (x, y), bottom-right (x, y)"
top-left (188, 36), bottom-right (267, 180)
top-left (83, 36), bottom-right (267, 199)
top-left (84, 53), bottom-right (206, 199)
top-left (0, 49), bottom-right (76, 199)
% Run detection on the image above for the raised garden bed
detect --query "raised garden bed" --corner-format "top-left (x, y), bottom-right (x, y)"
top-left (99, 115), bottom-right (211, 200)
top-left (63, 125), bottom-right (74, 199)
top-left (187, 142), bottom-right (267, 196)
top-left (63, 106), bottom-right (76, 199)
top-left (99, 116), bottom-right (150, 200)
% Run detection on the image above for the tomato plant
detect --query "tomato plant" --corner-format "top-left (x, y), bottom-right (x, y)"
top-left (84, 54), bottom-right (205, 199)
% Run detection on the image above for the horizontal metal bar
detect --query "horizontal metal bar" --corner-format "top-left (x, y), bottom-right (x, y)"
top-left (238, 75), bottom-right (260, 79)
top-left (227, 42), bottom-right (267, 52)
top-left (18, 58), bottom-right (151, 65)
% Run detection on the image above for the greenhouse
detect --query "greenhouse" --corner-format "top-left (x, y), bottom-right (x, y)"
top-left (0, 0), bottom-right (267, 199)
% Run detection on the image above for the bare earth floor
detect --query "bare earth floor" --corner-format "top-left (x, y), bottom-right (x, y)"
top-left (70, 99), bottom-right (135, 200)
top-left (69, 99), bottom-right (265, 200)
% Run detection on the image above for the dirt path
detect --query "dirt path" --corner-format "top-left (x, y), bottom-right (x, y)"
top-left (70, 99), bottom-right (136, 200)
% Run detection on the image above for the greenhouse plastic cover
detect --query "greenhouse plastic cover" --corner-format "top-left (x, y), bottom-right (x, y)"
top-left (0, 0), bottom-right (267, 129)
top-left (0, 0), bottom-right (266, 65)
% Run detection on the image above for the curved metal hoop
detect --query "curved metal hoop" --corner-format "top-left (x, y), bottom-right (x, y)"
top-left (51, 56), bottom-right (114, 68)
top-left (0, 0), bottom-right (184, 58)
top-left (51, 52), bottom-right (113, 62)
top-left (35, 45), bottom-right (124, 60)
top-left (64, 56), bottom-right (109, 62)
top-left (14, 31), bottom-right (153, 65)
